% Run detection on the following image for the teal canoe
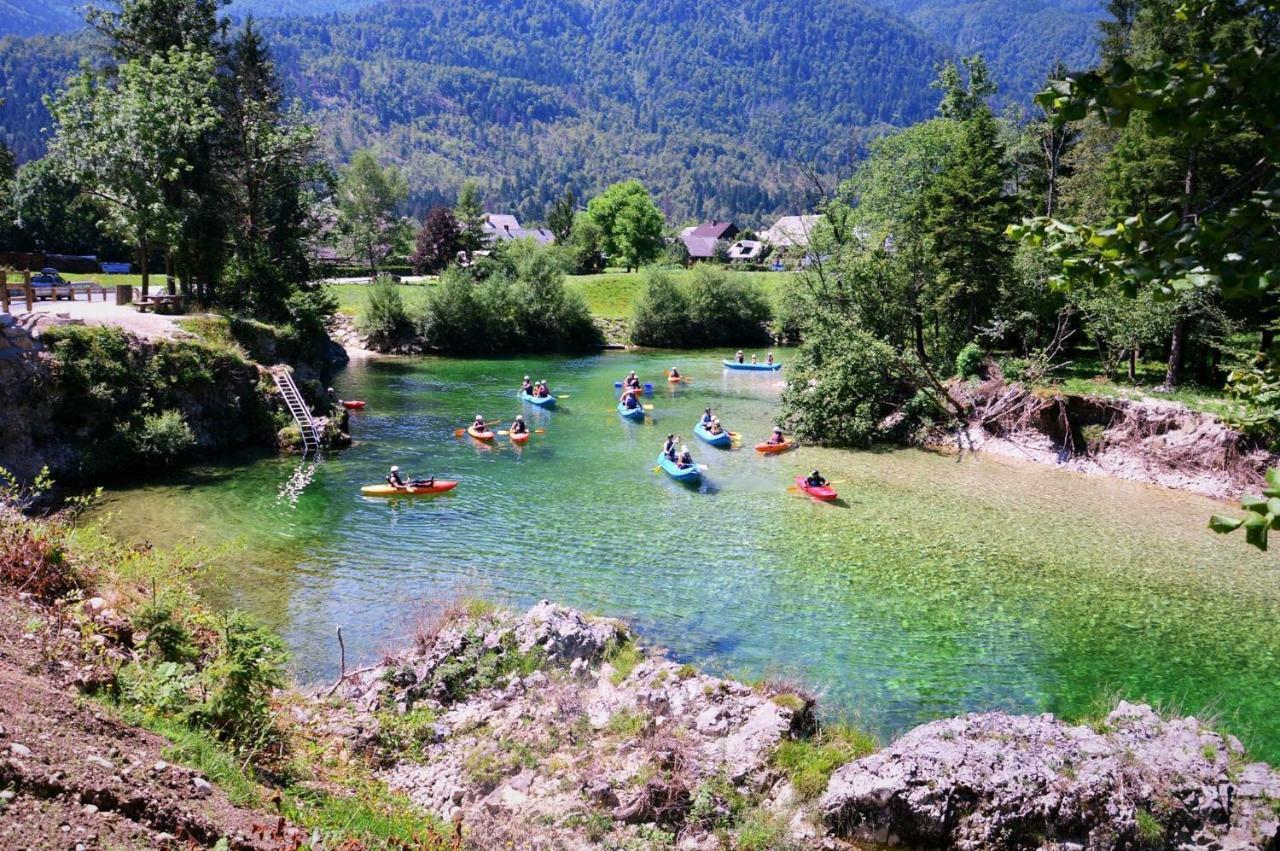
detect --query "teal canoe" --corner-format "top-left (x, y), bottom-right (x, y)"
top-left (520, 391), bottom-right (556, 408)
top-left (694, 421), bottom-right (732, 447)
top-left (722, 360), bottom-right (782, 371)
top-left (618, 401), bottom-right (645, 421)
top-left (656, 453), bottom-right (701, 484)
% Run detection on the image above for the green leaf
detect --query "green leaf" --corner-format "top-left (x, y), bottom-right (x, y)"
top-left (1241, 494), bottom-right (1268, 513)
top-left (1208, 514), bottom-right (1244, 533)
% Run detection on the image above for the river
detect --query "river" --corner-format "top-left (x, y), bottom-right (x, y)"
top-left (87, 350), bottom-right (1280, 759)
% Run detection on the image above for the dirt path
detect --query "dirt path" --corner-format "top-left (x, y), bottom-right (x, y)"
top-left (15, 296), bottom-right (196, 342)
top-left (0, 594), bottom-right (285, 850)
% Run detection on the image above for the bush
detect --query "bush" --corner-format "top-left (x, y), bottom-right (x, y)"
top-left (417, 242), bottom-right (602, 354)
top-left (630, 266), bottom-right (773, 347)
top-left (190, 611), bottom-right (287, 748)
top-left (954, 340), bottom-right (985, 379)
top-left (0, 518), bottom-right (83, 603)
top-left (357, 275), bottom-right (412, 348)
top-left (129, 410), bottom-right (196, 464)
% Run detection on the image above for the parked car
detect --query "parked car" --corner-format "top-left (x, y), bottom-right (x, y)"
top-left (31, 269), bottom-right (72, 300)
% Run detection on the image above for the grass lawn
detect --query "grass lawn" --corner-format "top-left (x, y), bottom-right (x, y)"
top-left (327, 268), bottom-right (797, 321)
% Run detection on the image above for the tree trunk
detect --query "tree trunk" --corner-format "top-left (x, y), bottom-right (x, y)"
top-left (913, 311), bottom-right (927, 362)
top-left (138, 240), bottom-right (150, 300)
top-left (165, 252), bottom-right (176, 296)
top-left (1164, 318), bottom-right (1185, 389)
top-left (1127, 347), bottom-right (1138, 383)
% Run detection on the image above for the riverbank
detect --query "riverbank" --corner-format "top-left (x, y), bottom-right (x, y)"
top-left (4, 510), bottom-right (1277, 851)
top-left (956, 375), bottom-right (1274, 501)
top-left (0, 317), bottom-right (350, 485)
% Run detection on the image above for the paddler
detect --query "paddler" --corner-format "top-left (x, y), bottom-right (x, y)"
top-left (624, 371), bottom-right (641, 390)
top-left (766, 351), bottom-right (775, 365)
top-left (677, 445), bottom-right (695, 469)
top-left (700, 407), bottom-right (714, 427)
top-left (662, 433), bottom-right (679, 460)
top-left (669, 366), bottom-right (681, 380)
top-left (621, 389), bottom-right (641, 409)
top-left (472, 414), bottom-right (489, 434)
top-left (805, 469), bottom-right (828, 488)
top-left (387, 465), bottom-right (434, 490)
top-left (735, 350), bottom-right (744, 363)
top-left (520, 375), bottom-right (533, 395)
top-left (510, 415), bottom-right (529, 436)
top-left (766, 426), bottom-right (786, 445)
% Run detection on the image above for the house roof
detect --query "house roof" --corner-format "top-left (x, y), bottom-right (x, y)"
top-left (482, 214), bottom-right (555, 245)
top-left (761, 215), bottom-right (820, 247)
top-left (726, 240), bottom-right (762, 260)
top-left (682, 235), bottom-right (719, 259)
top-left (689, 220), bottom-right (737, 240)
top-left (483, 214), bottom-right (522, 232)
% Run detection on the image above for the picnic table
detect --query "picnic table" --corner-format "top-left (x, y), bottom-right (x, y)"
top-left (135, 293), bottom-right (184, 314)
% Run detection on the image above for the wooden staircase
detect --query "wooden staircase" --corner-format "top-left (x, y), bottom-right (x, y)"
top-left (270, 366), bottom-right (320, 453)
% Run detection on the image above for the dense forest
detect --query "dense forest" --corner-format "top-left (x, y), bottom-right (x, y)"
top-left (0, 0), bottom-right (1098, 222)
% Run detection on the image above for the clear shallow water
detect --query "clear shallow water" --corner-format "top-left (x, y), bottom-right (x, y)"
top-left (88, 351), bottom-right (1280, 759)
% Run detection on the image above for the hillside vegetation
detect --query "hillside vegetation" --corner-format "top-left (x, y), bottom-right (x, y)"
top-left (0, 0), bottom-right (1100, 221)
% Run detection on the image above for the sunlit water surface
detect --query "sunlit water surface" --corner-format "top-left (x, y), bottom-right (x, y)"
top-left (87, 351), bottom-right (1280, 758)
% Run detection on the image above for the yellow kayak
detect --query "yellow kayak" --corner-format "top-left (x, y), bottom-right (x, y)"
top-left (361, 481), bottom-right (458, 496)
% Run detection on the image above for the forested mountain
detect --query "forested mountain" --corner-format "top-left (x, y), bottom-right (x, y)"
top-left (862, 0), bottom-right (1104, 101)
top-left (0, 0), bottom-right (1103, 221)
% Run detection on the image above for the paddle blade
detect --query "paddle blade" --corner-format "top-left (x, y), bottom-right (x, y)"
top-left (534, 428), bottom-right (545, 434)
top-left (453, 428), bottom-right (465, 437)
top-left (643, 404), bottom-right (654, 411)
top-left (498, 430), bottom-right (510, 435)
top-left (557, 395), bottom-right (570, 399)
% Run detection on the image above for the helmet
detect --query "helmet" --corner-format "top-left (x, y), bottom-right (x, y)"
top-left (516, 414), bottom-right (524, 421)
top-left (391, 465), bottom-right (400, 472)
top-left (682, 445), bottom-right (689, 452)
top-left (524, 375), bottom-right (530, 379)
top-left (811, 469), bottom-right (820, 477)
top-left (773, 425), bottom-right (782, 432)
top-left (666, 433), bottom-right (674, 440)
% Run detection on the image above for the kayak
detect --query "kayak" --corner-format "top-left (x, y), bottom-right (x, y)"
top-left (795, 475), bottom-right (837, 501)
top-left (755, 441), bottom-right (793, 454)
top-left (657, 453), bottom-right (701, 484)
top-left (615, 382), bottom-right (653, 393)
top-left (467, 426), bottom-right (496, 442)
top-left (694, 422), bottom-right (732, 448)
top-left (519, 391), bottom-right (556, 409)
top-left (618, 401), bottom-right (645, 421)
top-left (342, 400), bottom-right (366, 410)
top-left (723, 360), bottom-right (782, 371)
top-left (361, 480), bottom-right (458, 496)
top-left (509, 430), bottom-right (530, 444)
top-left (667, 375), bottom-right (683, 383)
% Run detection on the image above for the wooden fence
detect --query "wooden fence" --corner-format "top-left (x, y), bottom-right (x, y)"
top-left (0, 270), bottom-right (34, 314)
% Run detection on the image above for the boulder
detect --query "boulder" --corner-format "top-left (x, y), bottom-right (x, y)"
top-left (512, 600), bottom-right (622, 665)
top-left (821, 701), bottom-right (1280, 850)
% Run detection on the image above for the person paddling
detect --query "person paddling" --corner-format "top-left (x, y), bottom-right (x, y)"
top-left (735, 350), bottom-right (744, 364)
top-left (625, 371), bottom-right (641, 390)
top-left (805, 469), bottom-right (827, 488)
top-left (621, 390), bottom-right (641, 409)
top-left (709, 417), bottom-right (724, 436)
top-left (766, 351), bottom-right (775, 365)
top-left (472, 414), bottom-right (490, 434)
top-left (677, 445), bottom-right (695, 469)
top-left (537, 380), bottom-right (550, 398)
top-left (669, 366), bottom-right (681, 380)
top-left (388, 465), bottom-right (433, 490)
top-left (520, 375), bottom-right (533, 396)
top-left (766, 426), bottom-right (786, 445)
top-left (510, 415), bottom-right (529, 436)
top-left (751, 354), bottom-right (758, 364)
top-left (700, 407), bottom-right (714, 427)
top-left (662, 433), bottom-right (679, 460)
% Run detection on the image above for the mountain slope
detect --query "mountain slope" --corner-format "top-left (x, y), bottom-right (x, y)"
top-left (863, 0), bottom-right (1105, 99)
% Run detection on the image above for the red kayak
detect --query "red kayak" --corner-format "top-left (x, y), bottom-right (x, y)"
top-left (342, 400), bottom-right (366, 410)
top-left (795, 476), bottom-right (837, 501)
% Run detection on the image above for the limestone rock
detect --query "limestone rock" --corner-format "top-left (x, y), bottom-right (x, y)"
top-left (821, 701), bottom-right (1280, 850)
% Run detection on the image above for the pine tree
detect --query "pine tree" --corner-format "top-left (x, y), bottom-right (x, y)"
top-left (454, 181), bottom-right (487, 260)
top-left (927, 104), bottom-right (1012, 352)
top-left (547, 189), bottom-right (576, 242)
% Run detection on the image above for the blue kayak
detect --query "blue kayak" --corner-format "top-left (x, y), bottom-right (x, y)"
top-left (520, 391), bottom-right (556, 408)
top-left (656, 453), bottom-right (701, 484)
top-left (693, 421), bottom-right (732, 447)
top-left (722, 360), bottom-right (782, 371)
top-left (618, 401), bottom-right (645, 421)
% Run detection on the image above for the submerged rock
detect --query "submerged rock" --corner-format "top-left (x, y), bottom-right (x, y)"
top-left (821, 701), bottom-right (1280, 850)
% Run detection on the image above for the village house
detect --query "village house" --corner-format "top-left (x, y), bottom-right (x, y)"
top-left (483, 214), bottom-right (555, 246)
top-left (759, 214), bottom-right (819, 249)
top-left (678, 220), bottom-right (739, 261)
top-left (725, 240), bottom-right (763, 262)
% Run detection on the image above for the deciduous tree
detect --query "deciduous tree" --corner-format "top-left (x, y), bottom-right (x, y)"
top-left (585, 180), bottom-right (664, 272)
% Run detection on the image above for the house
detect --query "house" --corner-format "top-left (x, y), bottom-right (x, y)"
top-left (725, 240), bottom-right (763, 262)
top-left (760, 215), bottom-right (820, 249)
top-left (679, 220), bottom-right (739, 261)
top-left (483, 214), bottom-right (555, 246)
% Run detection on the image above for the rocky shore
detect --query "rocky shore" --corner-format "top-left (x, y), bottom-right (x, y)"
top-left (305, 600), bottom-right (1280, 850)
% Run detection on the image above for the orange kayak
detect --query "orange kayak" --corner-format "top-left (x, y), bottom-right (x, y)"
top-left (361, 481), bottom-right (458, 496)
top-left (342, 400), bottom-right (366, 410)
top-left (510, 431), bottom-right (530, 444)
top-left (468, 426), bottom-right (495, 442)
top-left (755, 441), bottom-right (793, 454)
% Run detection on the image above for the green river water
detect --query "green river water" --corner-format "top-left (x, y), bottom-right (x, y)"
top-left (88, 351), bottom-right (1280, 759)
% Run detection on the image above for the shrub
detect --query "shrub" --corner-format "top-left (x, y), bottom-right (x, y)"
top-left (954, 340), bottom-right (985, 379)
top-left (129, 410), bottom-right (196, 464)
top-left (286, 284), bottom-right (339, 341)
top-left (630, 266), bottom-right (772, 347)
top-left (772, 723), bottom-right (877, 800)
top-left (358, 275), bottom-right (412, 348)
top-left (0, 518), bottom-right (83, 602)
top-left (417, 243), bottom-right (602, 354)
top-left (190, 611), bottom-right (287, 749)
